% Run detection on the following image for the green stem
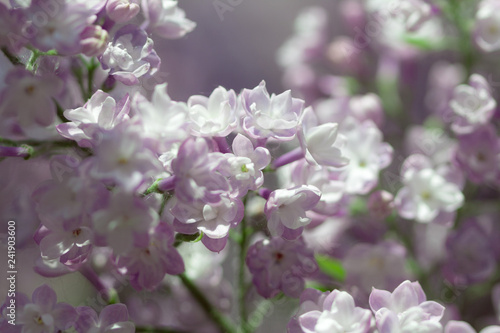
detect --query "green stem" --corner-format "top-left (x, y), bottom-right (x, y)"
top-left (177, 273), bottom-right (237, 333)
top-left (87, 58), bottom-right (99, 100)
top-left (1, 47), bottom-right (23, 66)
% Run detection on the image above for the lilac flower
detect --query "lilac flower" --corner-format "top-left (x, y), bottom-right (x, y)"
top-left (75, 304), bottom-right (135, 333)
top-left (246, 237), bottom-right (318, 298)
top-left (265, 185), bottom-right (321, 240)
top-left (454, 125), bottom-right (500, 184)
top-left (344, 241), bottom-right (412, 300)
top-left (106, 0), bottom-right (141, 23)
top-left (57, 90), bottom-right (130, 148)
top-left (33, 171), bottom-right (109, 227)
top-left (241, 81), bottom-right (305, 141)
top-left (171, 137), bottom-right (230, 204)
top-left (0, 68), bottom-right (63, 139)
top-left (276, 6), bottom-right (328, 67)
top-left (101, 25), bottom-right (161, 86)
top-left (1, 292), bottom-right (29, 332)
top-left (114, 223), bottom-right (184, 290)
top-left (142, 0), bottom-right (196, 39)
top-left (132, 83), bottom-right (190, 155)
top-left (171, 195), bottom-right (244, 252)
top-left (92, 190), bottom-right (159, 254)
top-left (395, 155), bottom-right (464, 224)
top-left (80, 25), bottom-right (109, 58)
top-left (369, 280), bottom-right (445, 333)
top-left (449, 74), bottom-right (497, 134)
top-left (216, 134), bottom-right (271, 197)
top-left (338, 118), bottom-right (393, 195)
top-left (289, 160), bottom-right (347, 216)
top-left (348, 93), bottom-right (385, 128)
top-left (287, 289), bottom-right (331, 333)
top-left (474, 0), bottom-right (500, 52)
top-left (445, 320), bottom-right (500, 333)
top-left (297, 290), bottom-right (372, 333)
top-left (443, 219), bottom-right (496, 285)
top-left (188, 86), bottom-right (238, 137)
top-left (17, 284), bottom-right (78, 332)
top-left (88, 123), bottom-right (163, 192)
top-left (297, 107), bottom-right (349, 168)
top-left (26, 0), bottom-right (96, 55)
top-left (0, 5), bottom-right (25, 52)
top-left (35, 221), bottom-right (94, 269)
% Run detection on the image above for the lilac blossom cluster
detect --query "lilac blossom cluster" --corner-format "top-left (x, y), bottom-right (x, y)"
top-left (1, 0), bottom-right (500, 332)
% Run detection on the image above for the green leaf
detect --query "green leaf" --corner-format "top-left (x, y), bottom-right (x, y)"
top-left (315, 254), bottom-right (346, 282)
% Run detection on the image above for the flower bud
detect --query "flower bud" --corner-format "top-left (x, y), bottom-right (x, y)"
top-left (106, 0), bottom-right (141, 23)
top-left (80, 25), bottom-right (109, 58)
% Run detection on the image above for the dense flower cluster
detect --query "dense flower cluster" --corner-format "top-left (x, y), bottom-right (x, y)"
top-left (1, 0), bottom-right (500, 332)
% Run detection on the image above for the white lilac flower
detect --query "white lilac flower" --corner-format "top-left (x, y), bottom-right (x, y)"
top-left (75, 304), bottom-right (135, 333)
top-left (241, 80), bottom-right (305, 141)
top-left (449, 74), bottom-right (497, 134)
top-left (369, 280), bottom-right (445, 333)
top-left (88, 123), bottom-right (163, 192)
top-left (474, 0), bottom-right (500, 52)
top-left (57, 90), bottom-right (130, 148)
top-left (265, 185), bottom-right (321, 240)
top-left (395, 156), bottom-right (464, 224)
top-left (298, 290), bottom-right (372, 333)
top-left (298, 106), bottom-right (349, 168)
top-left (0, 68), bottom-right (63, 139)
top-left (101, 25), bottom-right (161, 86)
top-left (92, 190), bottom-right (158, 255)
top-left (132, 83), bottom-right (190, 154)
top-left (142, 0), bottom-right (196, 39)
top-left (188, 86), bottom-right (238, 137)
top-left (27, 0), bottom-right (97, 55)
top-left (338, 118), bottom-right (393, 195)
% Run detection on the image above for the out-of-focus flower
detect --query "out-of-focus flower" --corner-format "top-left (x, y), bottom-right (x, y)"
top-left (92, 190), bottom-right (158, 254)
top-left (246, 237), bottom-right (318, 298)
top-left (17, 285), bottom-right (78, 332)
top-left (395, 155), bottom-right (464, 224)
top-left (369, 280), bottom-right (445, 333)
top-left (26, 0), bottom-right (96, 55)
top-left (449, 74), bottom-right (496, 135)
top-left (0, 4), bottom-right (25, 51)
top-left (265, 185), bottom-right (321, 240)
top-left (0, 68), bottom-right (63, 139)
top-left (142, 0), bottom-right (196, 39)
top-left (114, 223), bottom-right (184, 291)
top-left (88, 123), bottom-right (163, 192)
top-left (132, 83), bottom-right (190, 155)
top-left (101, 25), bottom-right (161, 86)
top-left (368, 190), bottom-right (395, 219)
top-left (474, 0), bottom-right (500, 52)
top-left (445, 320), bottom-right (500, 333)
top-left (75, 304), bottom-right (135, 333)
top-left (443, 219), bottom-right (497, 286)
top-left (338, 118), bottom-right (393, 195)
top-left (454, 125), bottom-right (500, 184)
top-left (344, 240), bottom-right (412, 300)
